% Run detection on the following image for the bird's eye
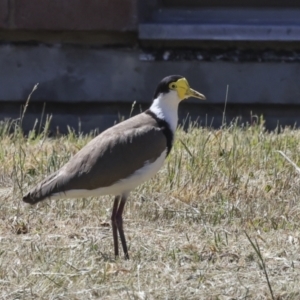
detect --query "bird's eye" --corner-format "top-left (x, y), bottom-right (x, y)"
top-left (171, 84), bottom-right (176, 89)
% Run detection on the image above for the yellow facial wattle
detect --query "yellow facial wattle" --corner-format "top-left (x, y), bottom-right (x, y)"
top-left (169, 77), bottom-right (206, 101)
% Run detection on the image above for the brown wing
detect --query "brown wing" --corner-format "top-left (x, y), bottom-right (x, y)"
top-left (23, 113), bottom-right (167, 203)
top-left (62, 115), bottom-right (167, 190)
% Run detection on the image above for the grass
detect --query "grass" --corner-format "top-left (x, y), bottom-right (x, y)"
top-left (1, 113), bottom-right (300, 299)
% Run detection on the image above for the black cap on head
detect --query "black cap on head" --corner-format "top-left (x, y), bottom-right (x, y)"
top-left (153, 75), bottom-right (184, 99)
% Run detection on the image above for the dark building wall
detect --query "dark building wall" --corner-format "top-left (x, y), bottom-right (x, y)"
top-left (0, 0), bottom-right (137, 31)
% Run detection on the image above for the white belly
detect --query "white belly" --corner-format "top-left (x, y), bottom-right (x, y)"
top-left (51, 150), bottom-right (167, 199)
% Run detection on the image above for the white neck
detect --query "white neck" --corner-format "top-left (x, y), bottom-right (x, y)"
top-left (149, 91), bottom-right (180, 133)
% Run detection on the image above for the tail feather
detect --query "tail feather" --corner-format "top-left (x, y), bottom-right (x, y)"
top-left (23, 170), bottom-right (61, 204)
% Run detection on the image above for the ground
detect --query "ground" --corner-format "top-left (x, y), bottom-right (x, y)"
top-left (1, 117), bottom-right (300, 299)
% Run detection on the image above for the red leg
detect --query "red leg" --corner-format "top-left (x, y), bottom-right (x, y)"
top-left (111, 196), bottom-right (120, 258)
top-left (116, 195), bottom-right (129, 260)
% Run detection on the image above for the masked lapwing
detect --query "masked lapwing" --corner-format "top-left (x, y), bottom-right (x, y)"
top-left (23, 75), bottom-right (206, 259)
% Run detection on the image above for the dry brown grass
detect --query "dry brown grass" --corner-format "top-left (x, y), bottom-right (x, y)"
top-left (1, 117), bottom-right (300, 299)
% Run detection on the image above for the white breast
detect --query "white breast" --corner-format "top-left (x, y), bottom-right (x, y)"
top-left (149, 91), bottom-right (179, 134)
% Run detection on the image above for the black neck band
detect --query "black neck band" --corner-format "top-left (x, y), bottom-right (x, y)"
top-left (145, 110), bottom-right (174, 157)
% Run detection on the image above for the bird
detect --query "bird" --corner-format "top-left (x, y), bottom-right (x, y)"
top-left (23, 75), bottom-right (206, 259)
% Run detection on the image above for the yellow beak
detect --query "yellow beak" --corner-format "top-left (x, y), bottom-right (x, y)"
top-left (186, 88), bottom-right (206, 100)
top-left (175, 78), bottom-right (206, 101)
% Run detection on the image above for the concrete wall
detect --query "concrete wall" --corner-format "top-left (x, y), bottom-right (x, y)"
top-left (2, 45), bottom-right (300, 106)
top-left (1, 0), bottom-right (300, 132)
